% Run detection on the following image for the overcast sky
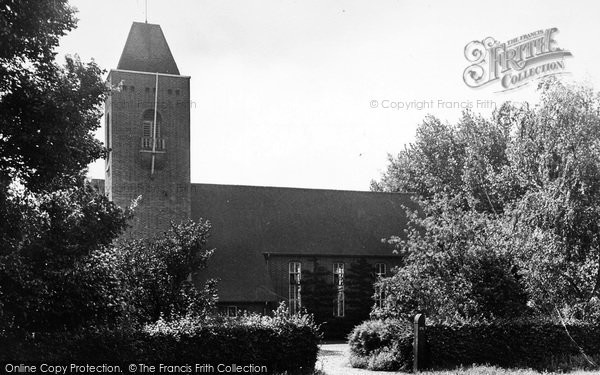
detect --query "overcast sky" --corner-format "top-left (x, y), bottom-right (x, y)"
top-left (58, 0), bottom-right (600, 190)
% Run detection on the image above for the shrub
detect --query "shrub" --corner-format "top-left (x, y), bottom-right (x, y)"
top-left (348, 319), bottom-right (413, 371)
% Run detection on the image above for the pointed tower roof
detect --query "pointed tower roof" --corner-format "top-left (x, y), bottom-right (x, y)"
top-left (117, 22), bottom-right (180, 75)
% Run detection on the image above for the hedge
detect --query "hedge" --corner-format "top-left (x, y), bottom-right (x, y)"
top-left (0, 314), bottom-right (320, 375)
top-left (426, 320), bottom-right (600, 370)
top-left (348, 319), bottom-right (600, 372)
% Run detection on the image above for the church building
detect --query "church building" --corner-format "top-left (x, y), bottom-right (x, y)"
top-left (94, 22), bottom-right (415, 327)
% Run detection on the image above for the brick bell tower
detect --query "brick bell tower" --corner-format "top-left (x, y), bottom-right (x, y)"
top-left (105, 22), bottom-right (191, 237)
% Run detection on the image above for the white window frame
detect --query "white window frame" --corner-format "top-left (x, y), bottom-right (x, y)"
top-left (289, 262), bottom-right (302, 314)
top-left (333, 263), bottom-right (345, 317)
top-left (375, 263), bottom-right (387, 308)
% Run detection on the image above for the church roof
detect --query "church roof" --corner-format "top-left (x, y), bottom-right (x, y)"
top-left (117, 22), bottom-right (180, 75)
top-left (191, 183), bottom-right (417, 303)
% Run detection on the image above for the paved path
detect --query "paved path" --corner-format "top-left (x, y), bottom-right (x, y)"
top-left (317, 342), bottom-right (402, 375)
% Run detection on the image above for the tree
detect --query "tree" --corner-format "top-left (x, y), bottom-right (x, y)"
top-left (116, 219), bottom-right (218, 324)
top-left (0, 1), bottom-right (131, 332)
top-left (372, 203), bottom-right (528, 321)
top-left (505, 79), bottom-right (600, 320)
top-left (0, 184), bottom-right (130, 332)
top-left (372, 78), bottom-right (600, 322)
top-left (1, 1), bottom-right (104, 192)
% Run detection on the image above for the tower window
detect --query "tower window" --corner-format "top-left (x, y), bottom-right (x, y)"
top-left (130, 86), bottom-right (135, 92)
top-left (289, 262), bottom-right (301, 315)
top-left (145, 87), bottom-right (150, 94)
top-left (168, 89), bottom-right (173, 95)
top-left (175, 89), bottom-right (180, 96)
top-left (140, 109), bottom-right (165, 151)
top-left (142, 109), bottom-right (162, 138)
top-left (333, 263), bottom-right (345, 317)
top-left (122, 85), bottom-right (127, 91)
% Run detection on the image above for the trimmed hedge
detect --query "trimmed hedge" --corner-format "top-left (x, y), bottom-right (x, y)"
top-left (348, 319), bottom-right (600, 372)
top-left (426, 321), bottom-right (600, 370)
top-left (1, 314), bottom-right (320, 375)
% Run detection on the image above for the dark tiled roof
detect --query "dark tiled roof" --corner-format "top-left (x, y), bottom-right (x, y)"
top-left (191, 183), bottom-right (416, 302)
top-left (117, 22), bottom-right (180, 75)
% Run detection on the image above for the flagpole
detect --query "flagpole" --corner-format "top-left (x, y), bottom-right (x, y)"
top-left (151, 72), bottom-right (158, 175)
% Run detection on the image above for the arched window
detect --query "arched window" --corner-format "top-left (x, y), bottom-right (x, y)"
top-left (142, 109), bottom-right (161, 138)
top-left (140, 109), bottom-right (165, 151)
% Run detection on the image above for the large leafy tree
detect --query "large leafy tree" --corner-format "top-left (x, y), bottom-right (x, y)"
top-left (373, 78), bottom-right (600, 322)
top-left (0, 1), bottom-right (130, 332)
top-left (506, 80), bottom-right (600, 320)
top-left (0, 0), bottom-right (105, 191)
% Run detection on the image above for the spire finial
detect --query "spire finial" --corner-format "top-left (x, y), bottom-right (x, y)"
top-left (145, 0), bottom-right (148, 23)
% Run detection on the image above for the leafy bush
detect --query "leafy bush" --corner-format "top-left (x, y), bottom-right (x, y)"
top-left (348, 319), bottom-right (413, 371)
top-left (0, 305), bottom-right (321, 375)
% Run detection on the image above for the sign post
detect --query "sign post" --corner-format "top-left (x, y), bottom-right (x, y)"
top-left (413, 313), bottom-right (426, 372)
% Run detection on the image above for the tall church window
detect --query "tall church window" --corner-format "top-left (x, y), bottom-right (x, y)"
top-left (289, 262), bottom-right (302, 315)
top-left (375, 263), bottom-right (387, 309)
top-left (333, 263), bottom-right (345, 317)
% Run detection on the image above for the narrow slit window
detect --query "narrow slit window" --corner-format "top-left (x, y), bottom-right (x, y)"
top-left (333, 263), bottom-right (345, 317)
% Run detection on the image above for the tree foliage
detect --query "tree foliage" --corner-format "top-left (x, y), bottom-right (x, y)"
top-left (1, 1), bottom-right (105, 192)
top-left (116, 219), bottom-right (218, 324)
top-left (0, 1), bottom-right (130, 333)
top-left (373, 78), bottom-right (600, 322)
top-left (0, 184), bottom-right (129, 332)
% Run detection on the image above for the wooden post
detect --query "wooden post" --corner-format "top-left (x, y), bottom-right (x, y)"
top-left (413, 313), bottom-right (426, 372)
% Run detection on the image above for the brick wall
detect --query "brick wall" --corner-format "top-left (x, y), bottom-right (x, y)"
top-left (105, 70), bottom-right (191, 237)
top-left (266, 255), bottom-right (402, 309)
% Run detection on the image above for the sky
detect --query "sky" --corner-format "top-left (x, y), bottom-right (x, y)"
top-left (57, 0), bottom-right (600, 190)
